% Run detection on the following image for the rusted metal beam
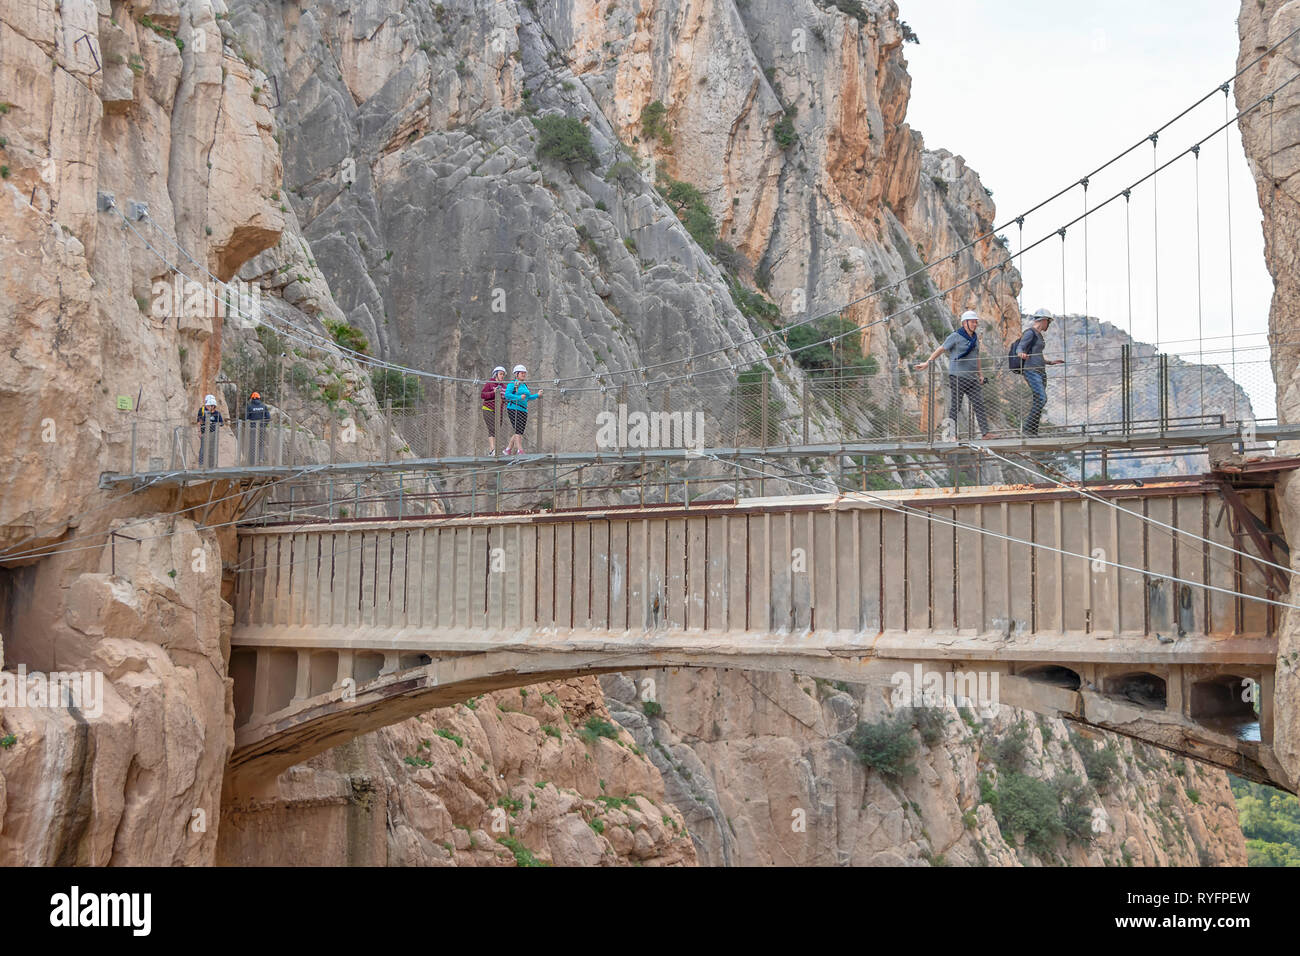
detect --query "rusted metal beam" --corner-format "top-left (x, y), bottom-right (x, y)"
top-left (1216, 482), bottom-right (1289, 596)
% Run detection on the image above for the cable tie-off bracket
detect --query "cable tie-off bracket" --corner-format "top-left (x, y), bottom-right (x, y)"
top-left (1148, 133), bottom-right (1158, 146)
top-left (1058, 228), bottom-right (1066, 239)
top-left (97, 192), bottom-right (115, 212)
top-left (128, 200), bottom-right (149, 222)
top-left (1080, 177), bottom-right (1089, 189)
top-left (1122, 188), bottom-right (1132, 201)
top-left (1191, 144), bottom-right (1200, 158)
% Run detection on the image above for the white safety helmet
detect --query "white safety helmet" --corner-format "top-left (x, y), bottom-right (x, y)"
top-left (204, 394), bottom-right (217, 406)
top-left (959, 310), bottom-right (980, 325)
top-left (1032, 307), bottom-right (1053, 320)
top-left (491, 366), bottom-right (506, 376)
top-left (513, 364), bottom-right (527, 374)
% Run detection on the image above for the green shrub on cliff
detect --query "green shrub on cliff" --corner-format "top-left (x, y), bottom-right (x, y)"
top-left (848, 716), bottom-right (917, 777)
top-left (533, 115), bottom-right (598, 169)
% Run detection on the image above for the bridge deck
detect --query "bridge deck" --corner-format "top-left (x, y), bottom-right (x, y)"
top-left (103, 424), bottom-right (1300, 488)
top-left (232, 480), bottom-right (1278, 651)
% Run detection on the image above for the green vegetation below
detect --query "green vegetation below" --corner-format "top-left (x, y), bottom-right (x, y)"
top-left (1231, 775), bottom-right (1300, 866)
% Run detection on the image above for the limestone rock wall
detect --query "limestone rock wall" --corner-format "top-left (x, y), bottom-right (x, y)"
top-left (217, 677), bottom-right (695, 866)
top-left (604, 669), bottom-right (1246, 866)
top-left (1237, 0), bottom-right (1300, 793)
top-left (0, 0), bottom-right (404, 864)
top-left (227, 0), bottom-right (1022, 454)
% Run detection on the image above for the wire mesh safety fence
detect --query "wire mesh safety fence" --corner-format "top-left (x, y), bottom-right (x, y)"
top-left (103, 341), bottom-right (1280, 483)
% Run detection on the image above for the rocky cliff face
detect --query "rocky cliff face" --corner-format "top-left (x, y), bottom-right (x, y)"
top-left (603, 669), bottom-right (1244, 866)
top-left (0, 0), bottom-right (1258, 866)
top-left (217, 677), bottom-right (694, 865)
top-left (0, 0), bottom-right (410, 864)
top-left (225, 0), bottom-right (1022, 456)
top-left (1237, 0), bottom-right (1300, 794)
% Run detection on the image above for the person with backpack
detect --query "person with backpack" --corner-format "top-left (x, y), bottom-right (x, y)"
top-left (480, 366), bottom-right (507, 456)
top-left (503, 364), bottom-right (541, 456)
top-left (1011, 308), bottom-right (1064, 436)
top-left (915, 310), bottom-right (994, 439)
top-left (244, 391), bottom-right (271, 465)
top-left (196, 394), bottom-right (224, 466)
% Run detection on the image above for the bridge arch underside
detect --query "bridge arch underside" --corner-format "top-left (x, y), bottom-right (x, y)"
top-left (226, 642), bottom-right (1283, 793)
top-left (229, 485), bottom-right (1290, 792)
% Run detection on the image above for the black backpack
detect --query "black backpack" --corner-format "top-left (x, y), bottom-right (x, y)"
top-left (1008, 328), bottom-right (1039, 374)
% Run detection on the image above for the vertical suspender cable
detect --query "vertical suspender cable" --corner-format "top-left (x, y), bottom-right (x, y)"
top-left (1224, 84), bottom-right (1238, 422)
top-left (1059, 227), bottom-right (1068, 428)
top-left (1124, 189), bottom-right (1134, 342)
top-left (1193, 144), bottom-right (1205, 419)
top-left (1016, 216), bottom-right (1025, 317)
top-left (1082, 178), bottom-right (1090, 428)
top-left (1151, 133), bottom-right (1160, 351)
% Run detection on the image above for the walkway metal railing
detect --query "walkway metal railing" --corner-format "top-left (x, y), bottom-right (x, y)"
top-left (102, 345), bottom-right (1277, 477)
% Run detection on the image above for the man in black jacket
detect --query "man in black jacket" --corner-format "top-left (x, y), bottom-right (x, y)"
top-left (1016, 309), bottom-right (1064, 436)
top-left (245, 391), bottom-right (271, 464)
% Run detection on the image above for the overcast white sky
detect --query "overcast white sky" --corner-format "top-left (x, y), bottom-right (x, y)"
top-left (901, 0), bottom-right (1275, 413)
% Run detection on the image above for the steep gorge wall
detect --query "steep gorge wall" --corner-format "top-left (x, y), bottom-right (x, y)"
top-left (1237, 0), bottom-right (1300, 794)
top-left (0, 0), bottom-right (408, 864)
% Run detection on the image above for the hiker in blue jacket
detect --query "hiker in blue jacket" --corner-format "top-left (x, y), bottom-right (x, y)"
top-left (915, 310), bottom-right (994, 439)
top-left (503, 364), bottom-right (541, 455)
top-left (1015, 308), bottom-right (1064, 436)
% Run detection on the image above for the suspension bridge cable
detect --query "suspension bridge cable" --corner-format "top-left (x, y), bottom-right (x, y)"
top-left (712, 454), bottom-right (1300, 612)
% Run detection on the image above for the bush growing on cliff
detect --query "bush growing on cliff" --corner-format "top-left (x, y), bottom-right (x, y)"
top-left (787, 315), bottom-right (878, 379)
top-left (992, 719), bottom-right (1032, 772)
top-left (727, 279), bottom-right (779, 325)
top-left (992, 772), bottom-right (1061, 854)
top-left (911, 706), bottom-right (948, 747)
top-left (640, 100), bottom-right (672, 144)
top-left (324, 318), bottom-right (370, 355)
top-left (1080, 740), bottom-right (1121, 792)
top-left (774, 106), bottom-right (798, 150)
top-left (848, 716), bottom-right (917, 777)
top-left (577, 716), bottom-right (620, 744)
top-left (533, 115), bottom-right (598, 169)
top-left (655, 168), bottom-right (717, 252)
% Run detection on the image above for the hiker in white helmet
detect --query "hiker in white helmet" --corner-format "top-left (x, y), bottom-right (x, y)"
top-left (915, 310), bottom-right (994, 439)
top-left (480, 366), bottom-right (507, 455)
top-left (196, 393), bottom-right (224, 466)
top-left (503, 364), bottom-right (541, 456)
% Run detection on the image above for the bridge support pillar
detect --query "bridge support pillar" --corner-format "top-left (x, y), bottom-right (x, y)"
top-left (1260, 669), bottom-right (1276, 744)
top-left (333, 650), bottom-right (354, 690)
top-left (252, 649), bottom-right (272, 718)
top-left (1166, 665), bottom-right (1185, 717)
top-left (293, 649), bottom-right (312, 702)
top-left (380, 651), bottom-right (400, 676)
